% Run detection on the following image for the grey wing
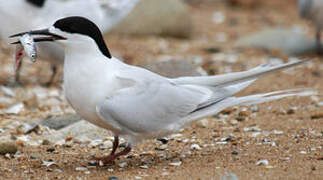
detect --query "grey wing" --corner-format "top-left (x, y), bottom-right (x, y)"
top-left (96, 72), bottom-right (211, 135)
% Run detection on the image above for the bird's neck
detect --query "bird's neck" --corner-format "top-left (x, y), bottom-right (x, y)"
top-left (64, 39), bottom-right (107, 58)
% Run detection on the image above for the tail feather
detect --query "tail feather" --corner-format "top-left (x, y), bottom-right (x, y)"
top-left (173, 59), bottom-right (312, 87)
top-left (180, 89), bottom-right (317, 126)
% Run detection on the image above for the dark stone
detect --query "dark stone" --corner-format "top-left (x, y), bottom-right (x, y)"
top-left (40, 113), bottom-right (81, 130)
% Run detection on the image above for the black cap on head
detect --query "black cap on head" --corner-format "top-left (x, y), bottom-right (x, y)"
top-left (54, 16), bottom-right (112, 59)
top-left (27, 0), bottom-right (45, 7)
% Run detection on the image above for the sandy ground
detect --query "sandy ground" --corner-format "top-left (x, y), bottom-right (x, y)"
top-left (0, 0), bottom-right (322, 179)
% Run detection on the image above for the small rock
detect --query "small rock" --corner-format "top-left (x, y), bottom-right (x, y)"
top-left (157, 137), bottom-right (169, 144)
top-left (140, 165), bottom-right (149, 169)
top-left (42, 139), bottom-right (51, 145)
top-left (230, 119), bottom-right (238, 125)
top-left (162, 172), bottom-right (170, 176)
top-left (1, 103), bottom-right (24, 114)
top-left (110, 0), bottom-right (192, 38)
top-left (75, 167), bottom-right (88, 172)
top-left (0, 86), bottom-right (15, 97)
top-left (54, 169), bottom-right (63, 173)
top-left (250, 105), bottom-right (259, 112)
top-left (203, 47), bottom-right (221, 54)
top-left (108, 177), bottom-right (119, 180)
top-left (42, 160), bottom-right (56, 167)
top-left (212, 12), bottom-right (225, 24)
top-left (190, 144), bottom-right (202, 150)
top-left (272, 130), bottom-right (284, 135)
top-left (88, 139), bottom-right (103, 148)
top-left (0, 142), bottom-right (18, 155)
top-left (46, 148), bottom-right (55, 153)
top-left (243, 126), bottom-right (261, 132)
top-left (169, 161), bottom-right (182, 166)
top-left (155, 144), bottom-right (168, 151)
top-left (287, 106), bottom-right (297, 114)
top-left (221, 172), bottom-right (239, 180)
top-left (30, 153), bottom-right (41, 159)
top-left (118, 162), bottom-right (128, 168)
top-left (300, 151), bottom-right (307, 154)
top-left (99, 140), bottom-right (113, 150)
top-left (197, 118), bottom-right (209, 128)
top-left (256, 159), bottom-right (269, 166)
top-left (40, 113), bottom-right (82, 130)
top-left (45, 120), bottom-right (113, 143)
top-left (235, 27), bottom-right (319, 56)
top-left (17, 123), bottom-right (39, 134)
top-left (311, 112), bottom-right (323, 119)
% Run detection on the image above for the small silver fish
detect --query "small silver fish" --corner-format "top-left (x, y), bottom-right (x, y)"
top-left (19, 33), bottom-right (37, 62)
top-left (14, 33), bottom-right (37, 71)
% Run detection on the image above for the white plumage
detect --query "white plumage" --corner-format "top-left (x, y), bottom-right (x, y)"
top-left (0, 0), bottom-right (140, 83)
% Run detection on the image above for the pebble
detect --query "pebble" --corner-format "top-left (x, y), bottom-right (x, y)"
top-left (41, 160), bottom-right (56, 167)
top-left (272, 130), bottom-right (284, 135)
top-left (212, 12), bottom-right (225, 24)
top-left (140, 165), bottom-right (149, 169)
top-left (46, 148), bottom-right (55, 153)
top-left (75, 167), bottom-right (88, 172)
top-left (17, 123), bottom-right (39, 134)
top-left (88, 139), bottom-right (103, 148)
top-left (99, 140), bottom-right (113, 150)
top-left (118, 162), bottom-right (128, 168)
top-left (157, 137), bottom-right (169, 144)
top-left (0, 141), bottom-right (18, 155)
top-left (190, 144), bottom-right (202, 150)
top-left (108, 177), bottom-right (119, 180)
top-left (197, 118), bottom-right (209, 128)
top-left (169, 161), bottom-right (182, 166)
top-left (42, 139), bottom-right (51, 145)
top-left (1, 103), bottom-right (24, 114)
top-left (220, 172), bottom-right (239, 180)
top-left (54, 169), bottom-right (63, 173)
top-left (169, 133), bottom-right (183, 139)
top-left (156, 144), bottom-right (168, 151)
top-left (250, 105), bottom-right (259, 112)
top-left (243, 126), bottom-right (261, 132)
top-left (162, 172), bottom-right (170, 176)
top-left (230, 119), bottom-right (238, 125)
top-left (300, 151), bottom-right (307, 154)
top-left (0, 86), bottom-right (15, 97)
top-left (30, 153), bottom-right (41, 159)
top-left (256, 159), bottom-right (269, 166)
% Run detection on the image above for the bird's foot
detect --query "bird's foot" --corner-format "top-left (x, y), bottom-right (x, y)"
top-left (92, 155), bottom-right (117, 166)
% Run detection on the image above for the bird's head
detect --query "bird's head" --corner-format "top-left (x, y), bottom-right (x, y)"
top-left (10, 16), bottom-right (111, 58)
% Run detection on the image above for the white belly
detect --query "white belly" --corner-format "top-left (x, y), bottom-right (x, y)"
top-left (63, 56), bottom-right (122, 133)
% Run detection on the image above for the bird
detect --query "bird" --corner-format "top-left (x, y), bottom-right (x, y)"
top-left (10, 16), bottom-right (314, 165)
top-left (0, 0), bottom-right (140, 85)
top-left (298, 0), bottom-right (323, 54)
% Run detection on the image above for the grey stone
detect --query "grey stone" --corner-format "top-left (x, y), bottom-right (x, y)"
top-left (141, 59), bottom-right (205, 78)
top-left (221, 172), bottom-right (239, 180)
top-left (110, 0), bottom-right (192, 38)
top-left (234, 27), bottom-right (319, 56)
top-left (40, 113), bottom-right (82, 130)
top-left (45, 120), bottom-right (113, 143)
top-left (30, 153), bottom-right (41, 159)
top-left (0, 141), bottom-right (18, 155)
